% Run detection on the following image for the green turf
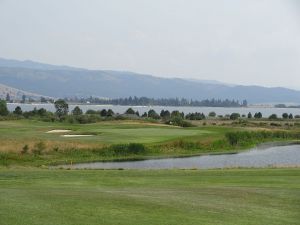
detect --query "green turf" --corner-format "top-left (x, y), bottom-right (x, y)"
top-left (0, 120), bottom-right (213, 144)
top-left (0, 168), bottom-right (299, 225)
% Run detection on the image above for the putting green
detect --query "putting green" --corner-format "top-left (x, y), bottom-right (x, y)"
top-left (0, 120), bottom-right (212, 144)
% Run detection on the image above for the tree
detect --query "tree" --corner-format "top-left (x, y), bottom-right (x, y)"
top-left (21, 95), bottom-right (26, 103)
top-left (13, 106), bottom-right (22, 115)
top-left (72, 106), bottom-right (83, 116)
top-left (247, 112), bottom-right (252, 119)
top-left (107, 109), bottom-right (114, 117)
top-left (289, 113), bottom-right (293, 119)
top-left (54, 99), bottom-right (69, 118)
top-left (37, 108), bottom-right (47, 117)
top-left (100, 109), bottom-right (107, 117)
top-left (208, 111), bottom-right (216, 117)
top-left (254, 112), bottom-right (262, 119)
top-left (230, 113), bottom-right (240, 120)
top-left (6, 93), bottom-right (11, 103)
top-left (171, 110), bottom-right (184, 119)
top-left (185, 112), bottom-right (205, 120)
top-left (160, 110), bottom-right (170, 119)
top-left (0, 100), bottom-right (9, 116)
top-left (125, 108), bottom-right (135, 114)
top-left (148, 109), bottom-right (160, 119)
top-left (86, 109), bottom-right (97, 114)
top-left (282, 113), bottom-right (289, 119)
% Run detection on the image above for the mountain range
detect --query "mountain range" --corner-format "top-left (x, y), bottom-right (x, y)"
top-left (0, 57), bottom-right (300, 104)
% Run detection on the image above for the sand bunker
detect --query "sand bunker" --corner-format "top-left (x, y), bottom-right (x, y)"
top-left (46, 130), bottom-right (71, 133)
top-left (62, 134), bottom-right (94, 137)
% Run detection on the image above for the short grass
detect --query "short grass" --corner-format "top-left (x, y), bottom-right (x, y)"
top-left (0, 120), bottom-right (214, 150)
top-left (0, 168), bottom-right (299, 225)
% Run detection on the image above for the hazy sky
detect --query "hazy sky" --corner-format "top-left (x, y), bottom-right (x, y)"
top-left (1, 0), bottom-right (300, 88)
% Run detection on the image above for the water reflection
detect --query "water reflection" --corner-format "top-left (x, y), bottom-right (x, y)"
top-left (63, 144), bottom-right (300, 169)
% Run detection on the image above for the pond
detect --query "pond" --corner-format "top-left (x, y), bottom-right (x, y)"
top-left (61, 143), bottom-right (300, 169)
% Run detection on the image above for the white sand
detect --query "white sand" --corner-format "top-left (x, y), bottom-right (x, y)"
top-left (46, 130), bottom-right (72, 133)
top-left (62, 134), bottom-right (94, 137)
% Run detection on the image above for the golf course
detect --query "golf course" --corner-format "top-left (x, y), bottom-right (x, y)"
top-left (1, 118), bottom-right (300, 225)
top-left (1, 118), bottom-right (300, 166)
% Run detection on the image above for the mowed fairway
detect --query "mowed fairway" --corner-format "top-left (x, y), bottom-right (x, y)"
top-left (0, 168), bottom-right (299, 225)
top-left (0, 120), bottom-right (215, 152)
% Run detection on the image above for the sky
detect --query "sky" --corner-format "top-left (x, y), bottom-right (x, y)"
top-left (0, 0), bottom-right (300, 88)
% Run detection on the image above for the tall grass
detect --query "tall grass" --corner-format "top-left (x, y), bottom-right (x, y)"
top-left (92, 143), bottom-right (147, 156)
top-left (225, 130), bottom-right (300, 146)
top-left (1, 129), bottom-right (300, 167)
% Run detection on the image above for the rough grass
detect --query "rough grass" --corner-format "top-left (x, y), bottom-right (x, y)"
top-left (0, 168), bottom-right (299, 225)
top-left (1, 120), bottom-right (300, 167)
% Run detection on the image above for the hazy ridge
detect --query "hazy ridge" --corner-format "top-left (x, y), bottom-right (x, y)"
top-left (0, 58), bottom-right (300, 104)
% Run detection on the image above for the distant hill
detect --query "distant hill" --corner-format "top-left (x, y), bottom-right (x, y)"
top-left (0, 58), bottom-right (300, 103)
top-left (0, 83), bottom-right (45, 100)
top-left (0, 58), bottom-right (83, 71)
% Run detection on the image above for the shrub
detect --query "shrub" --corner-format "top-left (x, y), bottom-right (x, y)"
top-left (269, 114), bottom-right (278, 120)
top-left (21, 145), bottom-right (29, 154)
top-left (98, 143), bottom-right (147, 156)
top-left (0, 152), bottom-right (9, 166)
top-left (32, 141), bottom-right (46, 155)
top-left (52, 147), bottom-right (59, 152)
top-left (167, 116), bottom-right (193, 127)
top-left (165, 139), bottom-right (200, 149)
top-left (270, 122), bottom-right (281, 127)
top-left (86, 109), bottom-right (98, 115)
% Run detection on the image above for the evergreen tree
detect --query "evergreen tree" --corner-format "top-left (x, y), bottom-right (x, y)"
top-left (72, 106), bottom-right (83, 116)
top-left (0, 100), bottom-right (9, 116)
top-left (13, 106), bottom-right (22, 115)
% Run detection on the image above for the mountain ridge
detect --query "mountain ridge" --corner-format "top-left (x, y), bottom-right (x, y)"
top-left (0, 83), bottom-right (47, 100)
top-left (0, 58), bottom-right (299, 104)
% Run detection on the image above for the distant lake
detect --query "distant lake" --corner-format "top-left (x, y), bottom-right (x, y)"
top-left (60, 143), bottom-right (300, 170)
top-left (7, 103), bottom-right (300, 117)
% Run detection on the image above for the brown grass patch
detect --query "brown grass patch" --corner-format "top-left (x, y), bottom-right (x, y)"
top-left (0, 140), bottom-right (105, 153)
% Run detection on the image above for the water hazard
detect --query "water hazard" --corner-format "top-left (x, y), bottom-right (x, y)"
top-left (62, 143), bottom-right (300, 169)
